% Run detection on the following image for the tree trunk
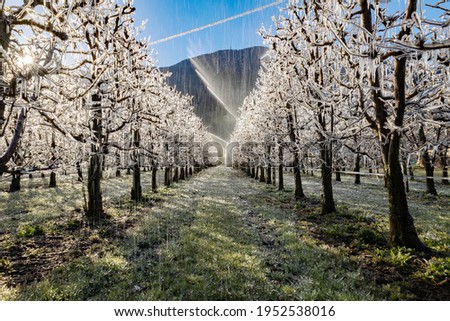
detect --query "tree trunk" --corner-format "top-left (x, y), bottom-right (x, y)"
top-left (272, 166), bottom-right (276, 186)
top-left (423, 152), bottom-right (437, 195)
top-left (0, 95), bottom-right (5, 137)
top-left (255, 166), bottom-right (259, 180)
top-left (266, 165), bottom-right (272, 184)
top-left (384, 48), bottom-right (428, 251)
top-left (386, 134), bottom-right (428, 251)
top-left (442, 146), bottom-right (448, 185)
top-left (9, 172), bottom-right (21, 192)
top-left (259, 166), bottom-right (265, 182)
top-left (86, 93), bottom-right (104, 225)
top-left (173, 167), bottom-right (179, 183)
top-left (278, 164), bottom-right (284, 191)
top-left (164, 167), bottom-right (170, 187)
top-left (266, 145), bottom-right (272, 184)
top-left (115, 153), bottom-right (121, 177)
top-left (402, 158), bottom-right (409, 193)
top-left (251, 166), bottom-right (255, 178)
top-left (302, 153), bottom-right (307, 174)
top-left (180, 167), bottom-right (185, 180)
top-left (77, 161), bottom-right (83, 182)
top-left (152, 166), bottom-right (157, 192)
top-left (278, 146), bottom-right (284, 191)
top-left (131, 165), bottom-right (142, 201)
top-left (49, 171), bottom-right (57, 188)
top-left (87, 153), bottom-right (103, 224)
top-left (335, 165), bottom-right (341, 182)
top-left (354, 153), bottom-right (361, 185)
top-left (293, 151), bottom-right (305, 200)
top-left (100, 154), bottom-right (105, 179)
top-left (131, 129), bottom-right (142, 201)
top-left (286, 106), bottom-right (305, 199)
top-left (320, 141), bottom-right (335, 214)
top-left (172, 135), bottom-right (179, 182)
top-left (49, 133), bottom-right (57, 188)
top-left (419, 126), bottom-right (437, 195)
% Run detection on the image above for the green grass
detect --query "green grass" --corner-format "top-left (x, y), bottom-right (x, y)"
top-left (1, 166), bottom-right (449, 300)
top-left (16, 224), bottom-right (46, 238)
top-left (279, 169), bottom-right (449, 297)
top-left (374, 247), bottom-right (414, 267)
top-left (11, 251), bottom-right (131, 300)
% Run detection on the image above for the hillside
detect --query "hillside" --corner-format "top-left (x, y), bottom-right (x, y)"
top-left (161, 46), bottom-right (268, 141)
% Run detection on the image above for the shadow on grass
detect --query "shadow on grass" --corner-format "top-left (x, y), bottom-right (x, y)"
top-left (244, 172), bottom-right (449, 300)
top-left (5, 167), bottom-right (447, 301)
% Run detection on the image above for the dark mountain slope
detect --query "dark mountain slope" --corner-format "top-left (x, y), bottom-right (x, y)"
top-left (161, 46), bottom-right (268, 141)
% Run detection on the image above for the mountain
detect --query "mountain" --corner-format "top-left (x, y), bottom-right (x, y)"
top-left (160, 46), bottom-right (268, 142)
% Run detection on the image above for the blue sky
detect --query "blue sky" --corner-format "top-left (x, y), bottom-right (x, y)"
top-left (133, 0), bottom-right (283, 67)
top-left (133, 0), bottom-right (446, 67)
top-left (4, 0), bottom-right (445, 66)
top-left (7, 0), bottom-right (444, 67)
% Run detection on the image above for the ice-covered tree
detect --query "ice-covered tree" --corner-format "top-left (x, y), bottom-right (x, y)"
top-left (0, 0), bottom-right (74, 173)
top-left (236, 0), bottom-right (449, 250)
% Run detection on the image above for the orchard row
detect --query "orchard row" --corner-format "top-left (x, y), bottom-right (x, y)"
top-left (230, 1), bottom-right (449, 251)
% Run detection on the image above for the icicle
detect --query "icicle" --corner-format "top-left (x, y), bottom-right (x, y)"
top-left (368, 57), bottom-right (376, 81)
top-left (17, 78), bottom-right (27, 98)
top-left (33, 76), bottom-right (41, 99)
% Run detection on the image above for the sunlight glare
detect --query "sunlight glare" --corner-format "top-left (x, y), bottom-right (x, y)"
top-left (18, 54), bottom-right (34, 67)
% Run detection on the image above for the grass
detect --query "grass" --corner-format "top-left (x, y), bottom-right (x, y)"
top-left (279, 168), bottom-right (449, 299)
top-left (0, 166), bottom-right (449, 300)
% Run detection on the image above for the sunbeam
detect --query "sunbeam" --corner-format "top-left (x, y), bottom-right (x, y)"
top-left (191, 59), bottom-right (239, 119)
top-left (208, 132), bottom-right (229, 145)
top-left (148, 0), bottom-right (284, 45)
